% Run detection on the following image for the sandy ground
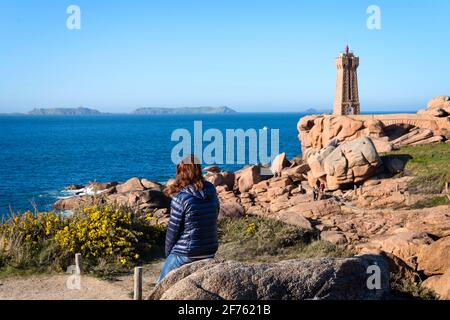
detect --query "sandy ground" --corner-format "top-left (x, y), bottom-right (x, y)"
top-left (0, 261), bottom-right (163, 300)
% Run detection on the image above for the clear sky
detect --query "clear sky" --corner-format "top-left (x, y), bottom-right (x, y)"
top-left (1, 0), bottom-right (449, 113)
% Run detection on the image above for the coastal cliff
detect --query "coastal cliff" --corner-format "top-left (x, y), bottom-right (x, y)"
top-left (297, 96), bottom-right (450, 156)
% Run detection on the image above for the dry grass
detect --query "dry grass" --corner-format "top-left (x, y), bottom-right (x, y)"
top-left (216, 216), bottom-right (351, 263)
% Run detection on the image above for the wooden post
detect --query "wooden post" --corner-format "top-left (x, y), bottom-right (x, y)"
top-left (134, 267), bottom-right (143, 300)
top-left (75, 253), bottom-right (82, 275)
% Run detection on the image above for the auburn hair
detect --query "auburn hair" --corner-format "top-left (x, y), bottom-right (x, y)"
top-left (166, 155), bottom-right (205, 196)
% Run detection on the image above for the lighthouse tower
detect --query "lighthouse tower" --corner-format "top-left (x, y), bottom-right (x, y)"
top-left (333, 46), bottom-right (360, 115)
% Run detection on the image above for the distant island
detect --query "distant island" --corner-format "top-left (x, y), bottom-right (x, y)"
top-left (304, 108), bottom-right (332, 114)
top-left (20, 106), bottom-right (237, 116)
top-left (28, 107), bottom-right (102, 116)
top-left (131, 106), bottom-right (237, 115)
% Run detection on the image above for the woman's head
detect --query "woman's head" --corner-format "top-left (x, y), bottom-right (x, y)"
top-left (166, 155), bottom-right (204, 196)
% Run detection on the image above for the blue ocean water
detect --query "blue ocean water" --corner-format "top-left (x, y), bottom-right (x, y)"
top-left (0, 113), bottom-right (306, 215)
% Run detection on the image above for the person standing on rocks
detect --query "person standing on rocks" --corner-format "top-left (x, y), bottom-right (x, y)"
top-left (319, 182), bottom-right (326, 200)
top-left (313, 179), bottom-right (321, 201)
top-left (157, 155), bottom-right (220, 283)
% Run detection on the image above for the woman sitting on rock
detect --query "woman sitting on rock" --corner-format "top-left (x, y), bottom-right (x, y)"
top-left (157, 155), bottom-right (220, 283)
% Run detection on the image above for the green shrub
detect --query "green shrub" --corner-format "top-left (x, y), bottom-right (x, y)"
top-left (0, 206), bottom-right (165, 276)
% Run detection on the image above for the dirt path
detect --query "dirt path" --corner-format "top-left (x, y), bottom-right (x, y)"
top-left (0, 261), bottom-right (163, 300)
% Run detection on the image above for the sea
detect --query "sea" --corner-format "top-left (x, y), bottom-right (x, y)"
top-left (0, 113), bottom-right (307, 216)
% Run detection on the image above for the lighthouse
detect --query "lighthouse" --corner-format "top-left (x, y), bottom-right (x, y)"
top-left (333, 46), bottom-right (360, 115)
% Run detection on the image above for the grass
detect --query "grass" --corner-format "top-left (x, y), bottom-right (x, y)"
top-left (217, 216), bottom-right (351, 263)
top-left (387, 143), bottom-right (450, 195)
top-left (0, 213), bottom-right (349, 278)
top-left (390, 278), bottom-right (437, 300)
top-left (411, 196), bottom-right (450, 209)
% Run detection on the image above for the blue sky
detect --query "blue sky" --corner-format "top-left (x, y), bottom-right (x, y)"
top-left (1, 0), bottom-right (449, 113)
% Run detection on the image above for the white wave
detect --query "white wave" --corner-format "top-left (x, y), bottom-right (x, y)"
top-left (59, 186), bottom-right (109, 199)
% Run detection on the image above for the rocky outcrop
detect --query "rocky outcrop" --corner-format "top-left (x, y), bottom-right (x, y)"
top-left (361, 231), bottom-right (433, 269)
top-left (218, 202), bottom-right (244, 219)
top-left (270, 152), bottom-right (291, 176)
top-left (417, 237), bottom-right (450, 276)
top-left (204, 172), bottom-right (225, 187)
top-left (54, 177), bottom-right (170, 222)
top-left (422, 269), bottom-right (450, 300)
top-left (234, 165), bottom-right (270, 193)
top-left (298, 115), bottom-right (385, 155)
top-left (306, 137), bottom-right (383, 190)
top-left (115, 177), bottom-right (145, 193)
top-left (204, 165), bottom-right (221, 173)
top-left (350, 176), bottom-right (413, 209)
top-left (149, 255), bottom-right (389, 300)
top-left (419, 96), bottom-right (450, 117)
top-left (276, 209), bottom-right (313, 230)
top-left (297, 98), bottom-right (450, 155)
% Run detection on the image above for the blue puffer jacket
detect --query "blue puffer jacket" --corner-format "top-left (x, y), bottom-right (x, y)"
top-left (165, 181), bottom-right (220, 258)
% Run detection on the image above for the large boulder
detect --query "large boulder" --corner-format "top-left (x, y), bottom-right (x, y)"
top-left (417, 237), bottom-right (450, 276)
top-left (149, 255), bottom-right (389, 300)
top-left (323, 137), bottom-right (383, 190)
top-left (116, 177), bottom-right (145, 193)
top-left (221, 172), bottom-right (235, 190)
top-left (140, 179), bottom-right (163, 191)
top-left (320, 231), bottom-right (348, 245)
top-left (204, 172), bottom-right (225, 187)
top-left (422, 268), bottom-right (450, 300)
top-left (204, 165), bottom-right (221, 173)
top-left (219, 202), bottom-right (244, 219)
top-left (307, 144), bottom-right (337, 179)
top-left (235, 165), bottom-right (267, 193)
top-left (370, 138), bottom-right (394, 153)
top-left (64, 184), bottom-right (85, 191)
top-left (362, 231), bottom-right (433, 269)
top-left (134, 189), bottom-right (171, 209)
top-left (284, 198), bottom-right (341, 218)
top-left (54, 195), bottom-right (92, 210)
top-left (88, 181), bottom-right (118, 191)
top-left (404, 206), bottom-right (450, 238)
top-left (281, 163), bottom-right (310, 181)
top-left (298, 115), bottom-right (367, 154)
top-left (427, 96), bottom-right (450, 114)
top-left (276, 210), bottom-right (312, 230)
top-left (270, 152), bottom-right (290, 176)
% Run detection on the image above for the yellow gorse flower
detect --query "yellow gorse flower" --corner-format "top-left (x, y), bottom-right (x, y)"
top-left (1, 205), bottom-right (165, 270)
